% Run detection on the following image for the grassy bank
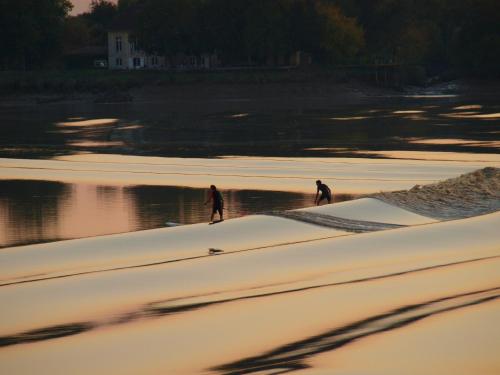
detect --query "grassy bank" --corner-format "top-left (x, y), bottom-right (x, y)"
top-left (0, 64), bottom-right (436, 94)
top-left (0, 68), bottom-right (356, 94)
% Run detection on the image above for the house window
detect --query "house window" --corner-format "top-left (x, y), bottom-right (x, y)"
top-left (133, 57), bottom-right (141, 68)
top-left (116, 57), bottom-right (122, 66)
top-left (151, 56), bottom-right (158, 66)
top-left (115, 36), bottom-right (122, 52)
top-left (129, 36), bottom-right (138, 53)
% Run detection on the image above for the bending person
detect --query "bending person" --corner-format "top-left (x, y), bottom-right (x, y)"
top-left (314, 180), bottom-right (332, 206)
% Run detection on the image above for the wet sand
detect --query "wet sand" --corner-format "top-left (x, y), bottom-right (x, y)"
top-left (0, 169), bottom-right (499, 374)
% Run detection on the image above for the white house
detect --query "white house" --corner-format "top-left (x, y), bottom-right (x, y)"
top-left (108, 31), bottom-right (162, 70)
top-left (108, 12), bottom-right (219, 71)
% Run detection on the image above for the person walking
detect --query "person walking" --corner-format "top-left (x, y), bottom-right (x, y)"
top-left (204, 185), bottom-right (224, 223)
top-left (314, 180), bottom-right (332, 205)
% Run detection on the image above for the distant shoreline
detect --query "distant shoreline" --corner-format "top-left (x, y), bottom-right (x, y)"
top-left (0, 67), bottom-right (393, 95)
top-left (1, 67), bottom-right (498, 107)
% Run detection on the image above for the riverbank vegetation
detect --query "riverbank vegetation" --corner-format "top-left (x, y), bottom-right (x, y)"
top-left (0, 67), bottom-right (374, 94)
top-left (1, 0), bottom-right (499, 78)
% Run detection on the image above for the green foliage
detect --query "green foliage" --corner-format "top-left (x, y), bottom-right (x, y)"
top-left (132, 0), bottom-right (364, 65)
top-left (136, 0), bottom-right (200, 55)
top-left (315, 2), bottom-right (364, 63)
top-left (452, 0), bottom-right (500, 76)
top-left (81, 0), bottom-right (117, 45)
top-left (88, 0), bottom-right (117, 28)
top-left (118, 0), bottom-right (139, 11)
top-left (328, 0), bottom-right (500, 76)
top-left (63, 16), bottom-right (92, 52)
top-left (0, 0), bottom-right (72, 69)
top-left (1, 0), bottom-right (498, 77)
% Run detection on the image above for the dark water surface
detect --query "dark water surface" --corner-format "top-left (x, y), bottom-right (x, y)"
top-left (0, 85), bottom-right (499, 159)
top-left (0, 84), bottom-right (498, 247)
top-left (0, 179), bottom-right (337, 248)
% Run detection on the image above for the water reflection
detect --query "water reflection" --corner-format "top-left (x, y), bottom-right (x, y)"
top-left (0, 96), bottom-right (498, 159)
top-left (212, 287), bottom-right (500, 374)
top-left (0, 180), bottom-right (325, 248)
top-left (0, 180), bottom-right (70, 246)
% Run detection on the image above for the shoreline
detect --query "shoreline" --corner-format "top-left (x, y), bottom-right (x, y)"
top-left (3, 73), bottom-right (497, 108)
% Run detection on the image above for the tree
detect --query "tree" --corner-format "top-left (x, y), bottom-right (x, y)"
top-left (126, 0), bottom-right (499, 76)
top-left (315, 2), bottom-right (365, 63)
top-left (118, 0), bottom-right (139, 11)
top-left (81, 0), bottom-right (117, 45)
top-left (88, 0), bottom-right (117, 29)
top-left (0, 0), bottom-right (73, 69)
top-left (63, 16), bottom-right (92, 52)
top-left (135, 0), bottom-right (201, 55)
top-left (452, 0), bottom-right (500, 76)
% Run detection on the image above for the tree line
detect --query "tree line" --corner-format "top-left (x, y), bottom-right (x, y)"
top-left (1, 0), bottom-right (499, 77)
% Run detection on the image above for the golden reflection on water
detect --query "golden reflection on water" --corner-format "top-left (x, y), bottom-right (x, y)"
top-left (407, 138), bottom-right (500, 147)
top-left (56, 119), bottom-right (119, 127)
top-left (0, 180), bottom-right (314, 248)
top-left (1, 245), bottom-right (498, 374)
top-left (349, 150), bottom-right (500, 162)
top-left (441, 112), bottom-right (500, 120)
top-left (308, 300), bottom-right (500, 375)
top-left (0, 182), bottom-right (137, 247)
top-left (68, 141), bottom-right (126, 148)
top-left (453, 104), bottom-right (483, 110)
top-left (329, 116), bottom-right (370, 121)
top-left (392, 110), bottom-right (426, 114)
top-left (228, 113), bottom-right (250, 118)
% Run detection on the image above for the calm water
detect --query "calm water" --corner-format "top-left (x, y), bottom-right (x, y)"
top-left (0, 179), bottom-right (350, 248)
top-left (1, 85), bottom-right (499, 159)
top-left (0, 84), bottom-right (498, 247)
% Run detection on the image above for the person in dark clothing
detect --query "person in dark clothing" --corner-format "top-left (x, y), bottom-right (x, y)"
top-left (204, 185), bottom-right (224, 222)
top-left (315, 180), bottom-right (332, 205)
